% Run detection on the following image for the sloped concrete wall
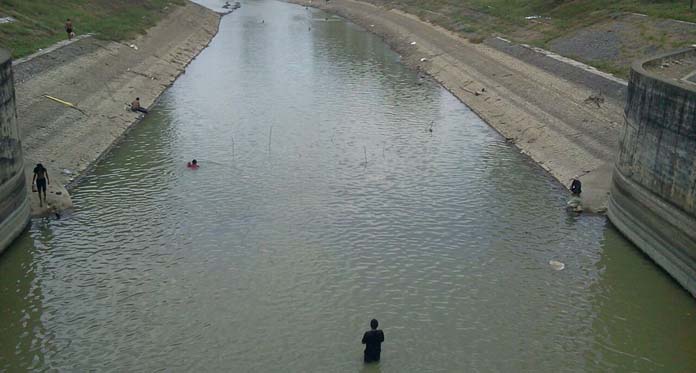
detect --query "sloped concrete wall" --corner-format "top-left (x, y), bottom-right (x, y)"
top-left (0, 49), bottom-right (30, 254)
top-left (608, 48), bottom-right (696, 296)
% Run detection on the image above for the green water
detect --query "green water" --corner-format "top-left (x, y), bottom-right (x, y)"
top-left (1, 1), bottom-right (695, 371)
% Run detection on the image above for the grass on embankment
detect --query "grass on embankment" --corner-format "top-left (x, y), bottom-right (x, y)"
top-left (375, 0), bottom-right (696, 31)
top-left (0, 0), bottom-right (185, 59)
top-left (369, 0), bottom-right (696, 78)
top-left (462, 0), bottom-right (696, 26)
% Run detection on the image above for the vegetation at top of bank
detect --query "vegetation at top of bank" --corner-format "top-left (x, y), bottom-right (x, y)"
top-left (368, 0), bottom-right (696, 78)
top-left (374, 0), bottom-right (696, 26)
top-left (0, 0), bottom-right (185, 59)
top-left (470, 0), bottom-right (694, 25)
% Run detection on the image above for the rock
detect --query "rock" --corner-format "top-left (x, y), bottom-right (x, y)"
top-left (566, 196), bottom-right (583, 212)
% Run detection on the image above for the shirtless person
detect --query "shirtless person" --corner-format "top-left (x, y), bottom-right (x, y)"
top-left (65, 18), bottom-right (73, 40)
top-left (33, 164), bottom-right (50, 207)
top-left (131, 97), bottom-right (149, 114)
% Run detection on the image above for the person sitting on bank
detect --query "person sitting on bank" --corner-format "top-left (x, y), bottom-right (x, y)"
top-left (131, 97), bottom-right (148, 114)
top-left (187, 159), bottom-right (199, 169)
top-left (32, 163), bottom-right (50, 207)
top-left (362, 319), bottom-right (385, 363)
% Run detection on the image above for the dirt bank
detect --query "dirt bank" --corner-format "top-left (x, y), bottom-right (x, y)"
top-left (13, 1), bottom-right (220, 217)
top-left (291, 0), bottom-right (625, 213)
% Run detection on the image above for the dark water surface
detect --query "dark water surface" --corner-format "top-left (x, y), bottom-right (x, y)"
top-left (2, 1), bottom-right (695, 371)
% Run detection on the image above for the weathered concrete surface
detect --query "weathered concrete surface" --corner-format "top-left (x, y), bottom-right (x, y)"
top-left (290, 0), bottom-right (625, 213)
top-left (13, 1), bottom-right (220, 217)
top-left (0, 49), bottom-right (30, 254)
top-left (608, 47), bottom-right (696, 296)
top-left (485, 37), bottom-right (628, 103)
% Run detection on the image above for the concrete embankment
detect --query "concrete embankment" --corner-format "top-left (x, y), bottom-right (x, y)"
top-left (0, 49), bottom-right (30, 254)
top-left (609, 48), bottom-right (696, 296)
top-left (12, 1), bottom-right (220, 218)
top-left (290, 0), bottom-right (625, 212)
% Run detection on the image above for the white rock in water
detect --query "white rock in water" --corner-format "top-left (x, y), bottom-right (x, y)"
top-left (566, 196), bottom-right (583, 212)
top-left (549, 260), bottom-right (565, 271)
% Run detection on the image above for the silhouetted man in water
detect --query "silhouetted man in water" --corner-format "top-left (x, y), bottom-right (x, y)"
top-left (362, 319), bottom-right (384, 363)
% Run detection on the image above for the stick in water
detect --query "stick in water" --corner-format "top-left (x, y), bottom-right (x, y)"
top-left (363, 146), bottom-right (367, 167)
top-left (268, 125), bottom-right (273, 154)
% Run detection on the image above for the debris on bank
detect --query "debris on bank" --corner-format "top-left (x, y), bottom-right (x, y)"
top-left (584, 92), bottom-right (605, 108)
top-left (43, 94), bottom-right (87, 115)
top-left (220, 1), bottom-right (241, 15)
top-left (525, 15), bottom-right (551, 21)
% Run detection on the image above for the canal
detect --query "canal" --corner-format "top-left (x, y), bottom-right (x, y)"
top-left (1, 0), bottom-right (695, 371)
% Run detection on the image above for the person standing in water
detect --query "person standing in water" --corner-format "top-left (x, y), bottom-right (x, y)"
top-left (362, 319), bottom-right (384, 363)
top-left (32, 163), bottom-right (50, 207)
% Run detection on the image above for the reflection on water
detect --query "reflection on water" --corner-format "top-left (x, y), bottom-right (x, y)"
top-left (1, 0), bottom-right (695, 371)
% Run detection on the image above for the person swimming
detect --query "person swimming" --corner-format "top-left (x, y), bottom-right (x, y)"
top-left (187, 159), bottom-right (199, 169)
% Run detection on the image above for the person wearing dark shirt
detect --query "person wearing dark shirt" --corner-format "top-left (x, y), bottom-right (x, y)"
top-left (32, 163), bottom-right (50, 207)
top-left (361, 319), bottom-right (384, 363)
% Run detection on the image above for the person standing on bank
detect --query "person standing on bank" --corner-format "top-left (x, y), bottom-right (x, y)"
top-left (65, 18), bottom-right (74, 40)
top-left (33, 163), bottom-right (50, 207)
top-left (362, 319), bottom-right (385, 363)
top-left (570, 178), bottom-right (582, 196)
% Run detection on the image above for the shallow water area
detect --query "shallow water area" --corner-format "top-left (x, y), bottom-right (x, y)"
top-left (2, 0), bottom-right (696, 371)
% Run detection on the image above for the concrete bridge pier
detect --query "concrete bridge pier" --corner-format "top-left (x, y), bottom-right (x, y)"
top-left (608, 48), bottom-right (696, 296)
top-left (0, 49), bottom-right (30, 254)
